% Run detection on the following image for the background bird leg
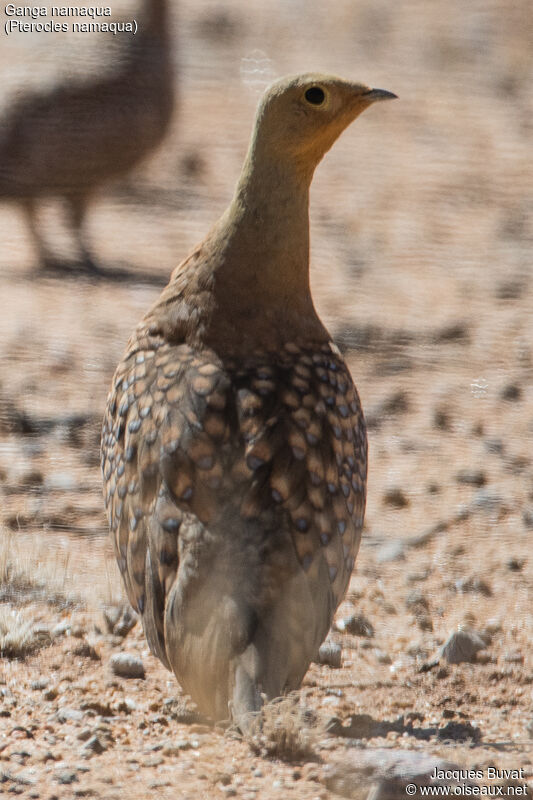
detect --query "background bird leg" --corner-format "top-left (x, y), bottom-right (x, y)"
top-left (67, 194), bottom-right (98, 272)
top-left (22, 198), bottom-right (56, 270)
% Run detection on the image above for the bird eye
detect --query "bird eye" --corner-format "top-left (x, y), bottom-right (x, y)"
top-left (304, 86), bottom-right (325, 106)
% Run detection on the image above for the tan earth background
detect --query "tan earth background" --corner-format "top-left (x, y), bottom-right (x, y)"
top-left (0, 0), bottom-right (532, 798)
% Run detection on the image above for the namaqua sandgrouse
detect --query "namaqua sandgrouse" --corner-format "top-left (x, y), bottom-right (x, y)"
top-left (102, 74), bottom-right (396, 728)
top-left (0, 0), bottom-right (173, 270)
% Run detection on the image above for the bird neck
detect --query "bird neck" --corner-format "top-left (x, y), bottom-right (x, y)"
top-left (212, 147), bottom-right (315, 312)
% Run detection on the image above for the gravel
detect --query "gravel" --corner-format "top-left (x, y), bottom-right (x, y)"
top-left (109, 652), bottom-right (145, 679)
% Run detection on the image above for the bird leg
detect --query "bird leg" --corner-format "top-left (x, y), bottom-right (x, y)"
top-left (229, 651), bottom-right (263, 735)
top-left (22, 199), bottom-right (56, 270)
top-left (66, 194), bottom-right (99, 272)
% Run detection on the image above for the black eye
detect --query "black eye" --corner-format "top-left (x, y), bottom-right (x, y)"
top-left (305, 86), bottom-right (325, 106)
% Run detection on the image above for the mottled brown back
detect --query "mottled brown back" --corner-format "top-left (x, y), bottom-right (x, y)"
top-left (102, 326), bottom-right (366, 719)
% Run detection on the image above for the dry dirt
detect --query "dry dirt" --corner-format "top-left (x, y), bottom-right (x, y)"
top-left (0, 1), bottom-right (532, 798)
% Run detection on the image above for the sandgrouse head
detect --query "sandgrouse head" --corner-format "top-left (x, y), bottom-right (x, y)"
top-left (250, 73), bottom-right (397, 171)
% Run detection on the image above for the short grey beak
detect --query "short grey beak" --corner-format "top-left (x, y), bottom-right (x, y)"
top-left (364, 88), bottom-right (398, 102)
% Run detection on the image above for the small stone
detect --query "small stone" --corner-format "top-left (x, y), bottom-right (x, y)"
top-left (483, 618), bottom-right (502, 636)
top-left (454, 576), bottom-right (492, 597)
top-left (109, 652), bottom-right (145, 679)
top-left (433, 408), bottom-right (451, 431)
top-left (143, 754), bottom-right (164, 767)
top-left (375, 540), bottom-right (405, 563)
top-left (116, 698), bottom-right (136, 714)
top-left (484, 438), bottom-right (504, 455)
top-left (440, 629), bottom-right (486, 664)
top-left (103, 604), bottom-right (138, 638)
top-left (374, 649), bottom-right (392, 665)
top-left (51, 621), bottom-right (71, 638)
top-left (472, 490), bottom-right (505, 515)
top-left (72, 643), bottom-right (100, 660)
top-left (56, 770), bottom-right (78, 785)
top-left (162, 740), bottom-right (193, 754)
top-left (76, 729), bottom-right (93, 742)
top-left (456, 469), bottom-right (486, 487)
top-left (382, 487), bottom-right (409, 508)
top-left (335, 613), bottom-right (374, 638)
top-left (30, 679), bottom-right (48, 690)
top-left (500, 383), bottom-right (521, 402)
top-left (44, 472), bottom-right (76, 491)
top-left (80, 700), bottom-right (114, 716)
top-left (57, 708), bottom-right (84, 723)
top-left (82, 735), bottom-right (107, 755)
top-left (316, 642), bottom-right (342, 668)
top-left (43, 688), bottom-right (59, 701)
top-left (405, 590), bottom-right (429, 612)
top-left (523, 510), bottom-right (533, 529)
top-left (503, 650), bottom-right (524, 664)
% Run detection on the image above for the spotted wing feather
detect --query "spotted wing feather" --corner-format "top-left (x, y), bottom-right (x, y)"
top-left (102, 333), bottom-right (366, 698)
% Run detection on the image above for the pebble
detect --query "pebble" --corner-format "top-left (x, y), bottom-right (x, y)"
top-left (116, 697), bottom-right (137, 714)
top-left (335, 613), bottom-right (374, 638)
top-left (316, 642), bottom-right (342, 668)
top-left (375, 540), bottom-right (405, 564)
top-left (506, 557), bottom-right (525, 572)
top-left (72, 643), bottom-right (100, 660)
top-left (81, 735), bottom-right (107, 755)
top-left (455, 469), bottom-right (486, 487)
top-left (109, 653), bottom-right (145, 679)
top-left (404, 590), bottom-right (429, 612)
top-left (382, 487), bottom-right (409, 508)
top-left (56, 770), bottom-right (78, 785)
top-left (454, 576), bottom-right (492, 596)
top-left (484, 438), bottom-right (504, 455)
top-left (51, 621), bottom-right (71, 639)
top-left (162, 740), bottom-right (194, 755)
top-left (433, 407), bottom-right (451, 431)
top-left (143, 755), bottom-right (164, 767)
top-left (440, 629), bottom-right (486, 664)
top-left (30, 679), bottom-right (48, 691)
top-left (374, 649), bottom-right (392, 665)
top-left (522, 509), bottom-right (533, 529)
top-left (483, 618), bottom-right (502, 636)
top-left (416, 615), bottom-right (434, 632)
top-left (503, 650), bottom-right (524, 664)
top-left (472, 489), bottom-right (505, 514)
top-left (43, 472), bottom-right (76, 491)
top-left (103, 604), bottom-right (138, 638)
top-left (56, 708), bottom-right (84, 723)
top-left (500, 383), bottom-right (521, 401)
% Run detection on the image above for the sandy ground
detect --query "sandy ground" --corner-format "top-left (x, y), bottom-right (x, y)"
top-left (0, 0), bottom-right (532, 797)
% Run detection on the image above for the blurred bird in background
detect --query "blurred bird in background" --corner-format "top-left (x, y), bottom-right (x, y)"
top-left (0, 0), bottom-right (174, 272)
